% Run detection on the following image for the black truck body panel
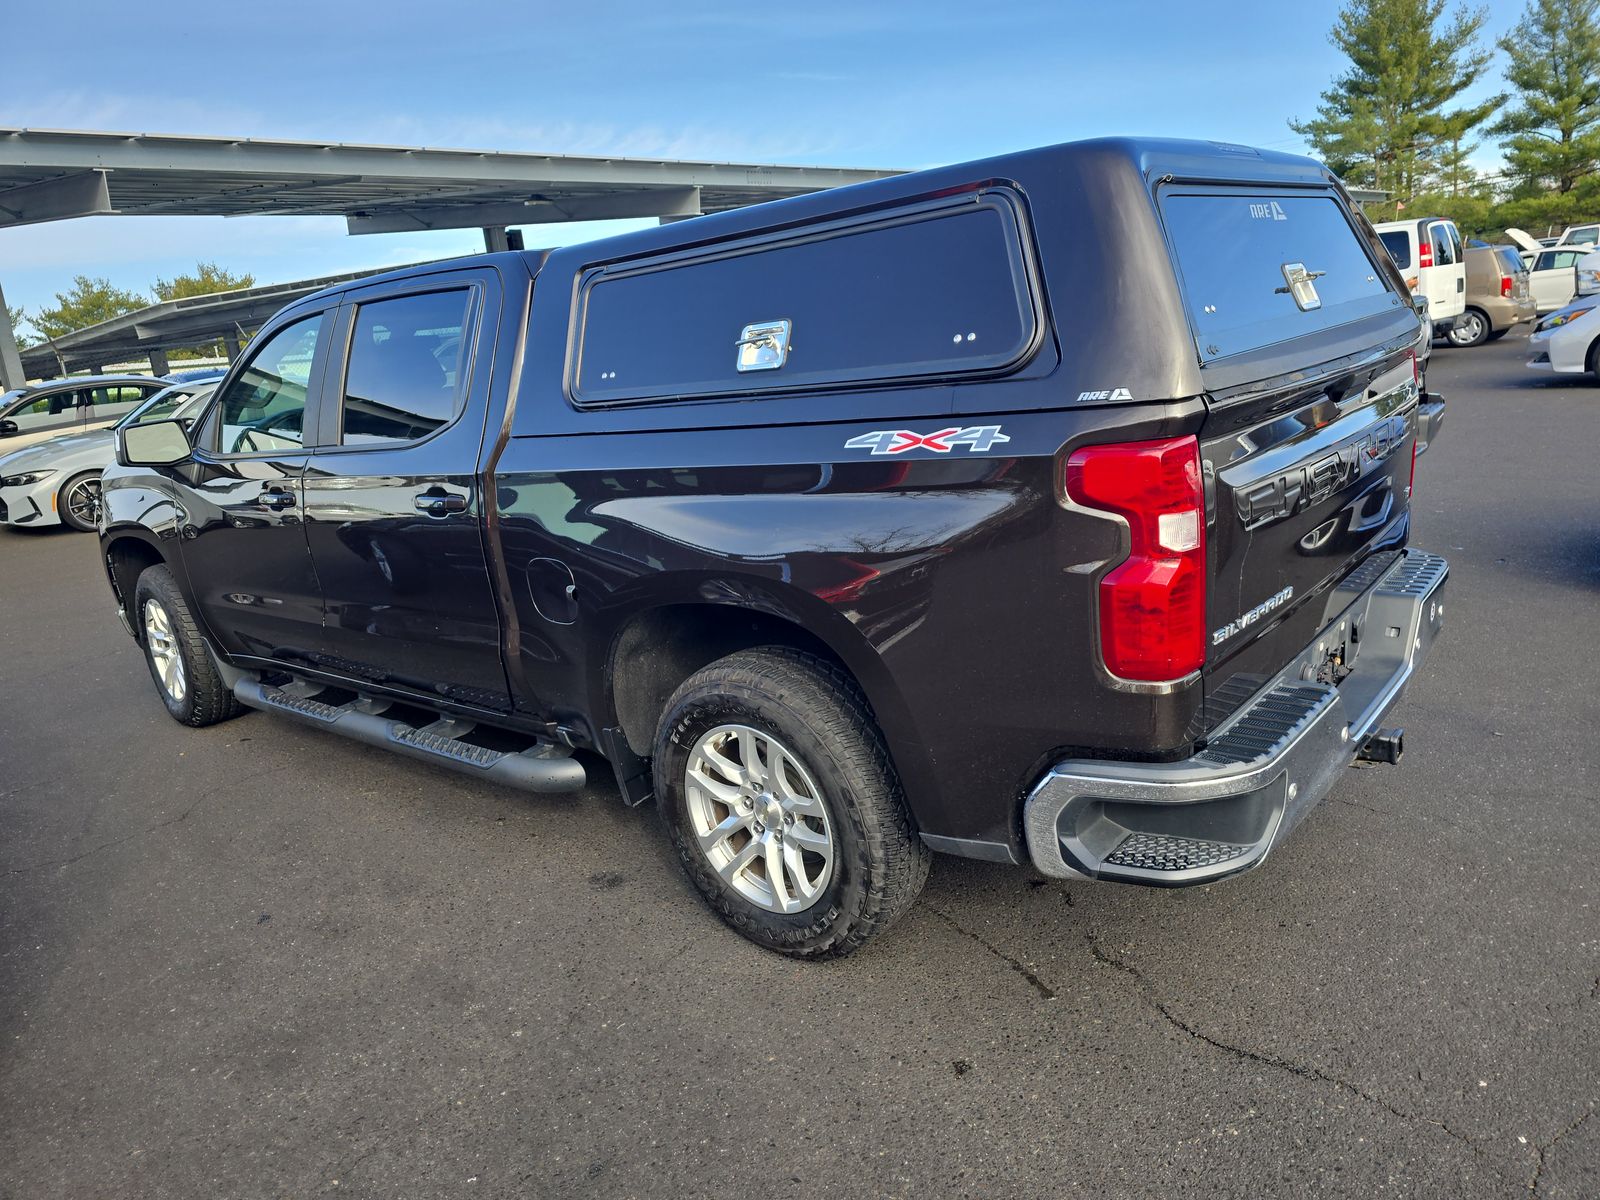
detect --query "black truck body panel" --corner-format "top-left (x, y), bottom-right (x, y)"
top-left (100, 136), bottom-right (1441, 870)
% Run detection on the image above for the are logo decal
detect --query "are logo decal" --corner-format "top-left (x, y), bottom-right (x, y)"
top-left (1249, 201), bottom-right (1289, 221)
top-left (843, 425), bottom-right (1011, 456)
top-left (1077, 387), bottom-right (1134, 403)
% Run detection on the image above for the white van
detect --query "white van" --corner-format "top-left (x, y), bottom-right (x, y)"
top-left (1373, 217), bottom-right (1467, 331)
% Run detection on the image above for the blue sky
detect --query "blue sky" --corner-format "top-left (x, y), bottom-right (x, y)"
top-left (3, 0), bottom-right (1523, 323)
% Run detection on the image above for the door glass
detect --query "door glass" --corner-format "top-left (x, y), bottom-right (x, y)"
top-left (211, 314), bottom-right (324, 455)
top-left (340, 289), bottom-right (471, 446)
top-left (1429, 225), bottom-right (1456, 265)
top-left (5, 389), bottom-right (83, 432)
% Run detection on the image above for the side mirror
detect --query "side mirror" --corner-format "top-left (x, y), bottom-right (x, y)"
top-left (117, 418), bottom-right (192, 468)
top-left (0, 419), bottom-right (16, 436)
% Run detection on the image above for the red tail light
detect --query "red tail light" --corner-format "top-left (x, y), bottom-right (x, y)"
top-left (1501, 276), bottom-right (1513, 297)
top-left (1419, 239), bottom-right (1434, 269)
top-left (1066, 436), bottom-right (1206, 682)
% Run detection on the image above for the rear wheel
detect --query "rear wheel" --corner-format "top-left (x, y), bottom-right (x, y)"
top-left (654, 647), bottom-right (930, 958)
top-left (133, 564), bottom-right (244, 727)
top-left (1587, 338), bottom-right (1600, 383)
top-left (1444, 308), bottom-right (1489, 348)
top-left (56, 471), bottom-right (102, 532)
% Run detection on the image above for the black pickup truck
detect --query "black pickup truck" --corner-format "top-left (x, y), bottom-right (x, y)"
top-left (101, 136), bottom-right (1447, 957)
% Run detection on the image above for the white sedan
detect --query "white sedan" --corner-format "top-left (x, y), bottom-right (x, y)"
top-left (1525, 295), bottom-right (1600, 380)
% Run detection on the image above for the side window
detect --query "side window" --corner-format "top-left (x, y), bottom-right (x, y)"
top-left (1557, 251), bottom-right (1584, 269)
top-left (6, 389), bottom-right (83, 430)
top-left (339, 289), bottom-right (472, 446)
top-left (573, 196), bottom-right (1038, 404)
top-left (1570, 226), bottom-right (1599, 245)
top-left (210, 313), bottom-right (325, 455)
top-left (1535, 252), bottom-right (1557, 271)
top-left (1378, 231), bottom-right (1412, 269)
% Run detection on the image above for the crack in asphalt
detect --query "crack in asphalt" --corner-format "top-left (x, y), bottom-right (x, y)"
top-left (5, 795), bottom-right (209, 875)
top-left (926, 907), bottom-right (1056, 1000)
top-left (1530, 1106), bottom-right (1592, 1196)
top-left (1085, 930), bottom-right (1486, 1157)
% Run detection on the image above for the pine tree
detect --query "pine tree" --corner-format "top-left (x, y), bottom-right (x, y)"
top-left (1492, 0), bottom-right (1600, 195)
top-left (1290, 0), bottom-right (1499, 200)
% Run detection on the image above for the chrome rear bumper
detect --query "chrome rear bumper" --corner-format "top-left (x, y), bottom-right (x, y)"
top-left (1023, 550), bottom-right (1448, 885)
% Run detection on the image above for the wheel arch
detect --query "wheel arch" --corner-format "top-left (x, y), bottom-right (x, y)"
top-left (102, 529), bottom-right (175, 642)
top-left (594, 578), bottom-right (937, 818)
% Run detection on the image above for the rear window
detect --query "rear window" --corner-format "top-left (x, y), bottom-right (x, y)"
top-left (1379, 231), bottom-right (1412, 269)
top-left (1429, 223), bottom-right (1460, 266)
top-left (571, 194), bottom-right (1038, 404)
top-left (1162, 192), bottom-right (1401, 362)
top-left (1496, 247), bottom-right (1525, 278)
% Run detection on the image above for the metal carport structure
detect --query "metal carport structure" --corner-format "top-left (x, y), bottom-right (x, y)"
top-left (16, 268), bottom-right (401, 378)
top-left (0, 128), bottom-right (901, 387)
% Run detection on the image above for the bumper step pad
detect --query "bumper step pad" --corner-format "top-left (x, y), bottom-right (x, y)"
top-left (1104, 832), bottom-right (1253, 873)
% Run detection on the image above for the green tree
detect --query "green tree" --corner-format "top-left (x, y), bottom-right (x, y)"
top-left (32, 275), bottom-right (146, 342)
top-left (4, 304), bottom-right (34, 349)
top-left (151, 261), bottom-right (255, 302)
top-left (1291, 0), bottom-right (1499, 200)
top-left (151, 262), bottom-right (255, 359)
top-left (1492, 0), bottom-right (1600, 196)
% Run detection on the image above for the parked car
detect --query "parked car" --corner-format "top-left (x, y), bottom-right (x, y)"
top-left (1374, 217), bottom-right (1467, 332)
top-left (0, 376), bottom-right (221, 531)
top-left (1525, 294), bottom-right (1600, 379)
top-left (0, 375), bottom-right (170, 453)
top-left (1440, 244), bottom-right (1536, 347)
top-left (98, 137), bottom-right (1448, 958)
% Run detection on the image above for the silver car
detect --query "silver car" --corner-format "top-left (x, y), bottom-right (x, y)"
top-left (0, 377), bottom-right (220, 531)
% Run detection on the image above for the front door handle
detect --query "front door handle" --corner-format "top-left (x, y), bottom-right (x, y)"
top-left (414, 488), bottom-right (468, 517)
top-left (257, 487), bottom-right (296, 510)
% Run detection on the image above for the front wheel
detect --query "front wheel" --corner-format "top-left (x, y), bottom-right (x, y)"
top-left (56, 471), bottom-right (102, 532)
top-left (133, 564), bottom-right (244, 727)
top-left (654, 647), bottom-right (930, 958)
top-left (1444, 308), bottom-right (1489, 348)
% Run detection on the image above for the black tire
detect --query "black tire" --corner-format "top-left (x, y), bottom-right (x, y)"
top-left (1485, 327), bottom-right (1509, 342)
top-left (654, 647), bottom-right (931, 958)
top-left (132, 564), bottom-right (244, 727)
top-left (1588, 339), bottom-right (1600, 383)
top-left (56, 471), bottom-right (102, 532)
top-left (1443, 307), bottom-right (1490, 348)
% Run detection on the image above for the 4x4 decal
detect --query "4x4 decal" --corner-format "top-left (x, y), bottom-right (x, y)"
top-left (843, 425), bottom-right (1011, 456)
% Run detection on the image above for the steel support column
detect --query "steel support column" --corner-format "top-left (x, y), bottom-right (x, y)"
top-left (149, 348), bottom-right (170, 376)
top-left (0, 280), bottom-right (23, 389)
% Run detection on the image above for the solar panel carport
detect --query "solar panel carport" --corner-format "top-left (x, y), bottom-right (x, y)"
top-left (0, 128), bottom-right (901, 387)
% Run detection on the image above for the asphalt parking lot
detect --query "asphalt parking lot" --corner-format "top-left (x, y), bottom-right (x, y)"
top-left (2, 331), bottom-right (1596, 1199)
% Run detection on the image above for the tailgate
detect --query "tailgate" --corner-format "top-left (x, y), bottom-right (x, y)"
top-left (1201, 354), bottom-right (1418, 705)
top-left (1152, 182), bottom-right (1422, 726)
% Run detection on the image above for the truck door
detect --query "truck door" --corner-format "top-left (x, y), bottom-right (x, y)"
top-left (178, 309), bottom-right (332, 664)
top-left (298, 267), bottom-right (513, 712)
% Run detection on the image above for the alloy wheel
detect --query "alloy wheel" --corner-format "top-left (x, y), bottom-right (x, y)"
top-left (683, 724), bottom-right (835, 914)
top-left (143, 598), bottom-right (187, 703)
top-left (64, 476), bottom-right (102, 528)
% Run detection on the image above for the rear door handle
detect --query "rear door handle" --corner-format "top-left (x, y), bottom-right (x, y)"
top-left (257, 488), bottom-right (296, 510)
top-left (414, 488), bottom-right (468, 517)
